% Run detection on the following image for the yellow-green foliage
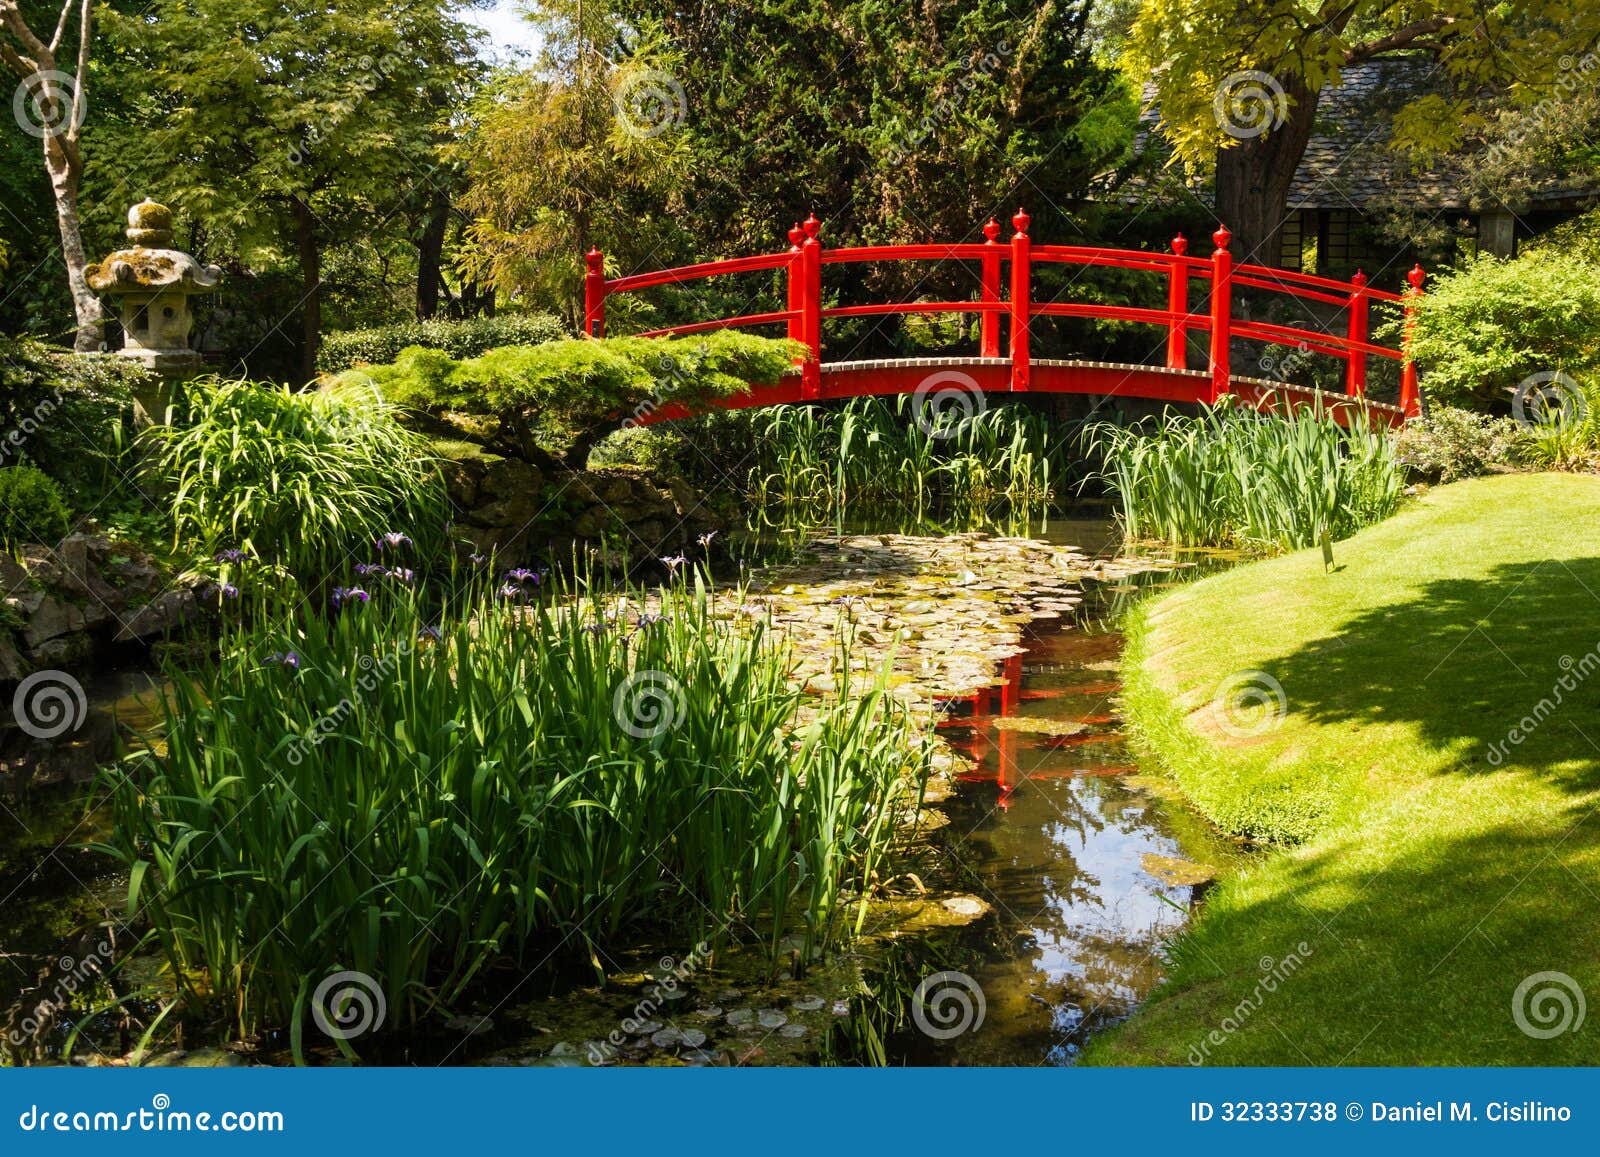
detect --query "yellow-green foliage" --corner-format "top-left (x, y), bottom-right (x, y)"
top-left (337, 331), bottom-right (802, 465)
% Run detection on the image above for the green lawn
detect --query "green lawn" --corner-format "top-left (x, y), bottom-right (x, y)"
top-left (1087, 473), bottom-right (1600, 1065)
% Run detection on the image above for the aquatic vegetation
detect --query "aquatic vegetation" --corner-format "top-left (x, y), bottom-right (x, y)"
top-left (1086, 401), bottom-right (1403, 551)
top-left (138, 377), bottom-right (446, 578)
top-left (97, 568), bottom-right (932, 1055)
top-left (746, 396), bottom-right (1069, 527)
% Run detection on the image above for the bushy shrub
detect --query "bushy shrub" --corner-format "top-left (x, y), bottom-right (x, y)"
top-left (138, 378), bottom-right (446, 577)
top-left (0, 464), bottom-right (70, 549)
top-left (1399, 254), bottom-right (1600, 410)
top-left (0, 461), bottom-right (68, 548)
top-left (316, 313), bottom-right (569, 374)
top-left (1395, 406), bottom-right (1523, 482)
top-left (340, 330), bottom-right (801, 468)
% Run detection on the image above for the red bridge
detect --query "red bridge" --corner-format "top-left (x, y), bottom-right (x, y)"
top-left (584, 211), bottom-right (1424, 428)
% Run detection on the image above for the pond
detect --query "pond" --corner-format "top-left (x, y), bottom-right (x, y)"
top-left (0, 519), bottom-right (1238, 1066)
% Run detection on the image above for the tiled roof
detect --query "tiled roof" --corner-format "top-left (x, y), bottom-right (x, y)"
top-left (1285, 58), bottom-right (1471, 211)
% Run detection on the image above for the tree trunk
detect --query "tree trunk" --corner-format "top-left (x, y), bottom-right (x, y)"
top-left (1213, 78), bottom-right (1319, 268)
top-left (292, 197), bottom-right (322, 383)
top-left (43, 133), bottom-right (102, 351)
top-left (416, 185), bottom-right (450, 320)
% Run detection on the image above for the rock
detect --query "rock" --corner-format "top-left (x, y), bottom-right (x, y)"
top-left (0, 637), bottom-right (25, 681)
top-left (22, 596), bottom-right (86, 648)
top-left (444, 1014), bottom-right (495, 1035)
top-left (940, 895), bottom-right (991, 919)
top-left (24, 632), bottom-right (94, 667)
top-left (114, 589), bottom-right (197, 641)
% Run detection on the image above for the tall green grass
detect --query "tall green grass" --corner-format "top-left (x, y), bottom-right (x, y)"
top-left (1086, 401), bottom-right (1403, 550)
top-left (97, 566), bottom-right (932, 1053)
top-left (746, 396), bottom-right (1067, 526)
top-left (138, 377), bottom-right (446, 578)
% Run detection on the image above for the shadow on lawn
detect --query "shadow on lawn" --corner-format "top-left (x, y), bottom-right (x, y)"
top-left (1260, 555), bottom-right (1600, 791)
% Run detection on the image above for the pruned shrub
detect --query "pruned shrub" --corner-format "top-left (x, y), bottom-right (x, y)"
top-left (337, 330), bottom-right (801, 469)
top-left (0, 464), bottom-right (70, 550)
top-left (316, 313), bottom-right (569, 374)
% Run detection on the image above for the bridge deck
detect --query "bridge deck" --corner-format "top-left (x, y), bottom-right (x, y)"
top-left (635, 357), bottom-right (1407, 427)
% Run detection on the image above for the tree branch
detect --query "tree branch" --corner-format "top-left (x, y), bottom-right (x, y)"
top-left (1345, 16), bottom-right (1456, 64)
top-left (48, 0), bottom-right (71, 52)
top-left (0, 1), bottom-right (50, 61)
top-left (67, 0), bottom-right (89, 143)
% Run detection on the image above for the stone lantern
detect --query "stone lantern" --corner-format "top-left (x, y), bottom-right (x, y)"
top-left (87, 199), bottom-right (221, 378)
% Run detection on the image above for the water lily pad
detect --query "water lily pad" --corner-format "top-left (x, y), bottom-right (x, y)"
top-left (725, 1008), bottom-right (755, 1028)
top-left (757, 1009), bottom-right (789, 1029)
top-left (791, 995), bottom-right (825, 1012)
top-left (778, 1024), bottom-right (808, 1038)
top-left (1140, 852), bottom-right (1217, 887)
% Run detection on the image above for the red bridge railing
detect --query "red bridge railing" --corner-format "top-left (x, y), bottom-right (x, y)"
top-left (583, 209), bottom-right (1424, 418)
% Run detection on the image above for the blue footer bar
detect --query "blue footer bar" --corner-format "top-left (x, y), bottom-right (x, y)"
top-left (4, 1068), bottom-right (1599, 1153)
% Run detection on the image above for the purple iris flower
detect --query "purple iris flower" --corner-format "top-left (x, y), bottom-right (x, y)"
top-left (389, 568), bottom-right (415, 584)
top-left (497, 582), bottom-right (523, 600)
top-left (355, 563), bottom-right (387, 577)
top-left (377, 532), bottom-right (412, 551)
top-left (332, 587), bottom-right (370, 609)
top-left (215, 549), bottom-right (247, 563)
top-left (659, 554), bottom-right (688, 576)
top-left (217, 582), bottom-right (240, 599)
top-left (265, 651), bottom-right (300, 669)
top-left (697, 531), bottom-right (717, 548)
top-left (505, 567), bottom-right (537, 584)
top-left (468, 553), bottom-right (488, 566)
top-left (417, 625), bottom-right (442, 642)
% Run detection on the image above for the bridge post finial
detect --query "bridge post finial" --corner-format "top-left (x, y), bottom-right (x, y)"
top-left (787, 222), bottom-right (803, 249)
top-left (1407, 264), bottom-right (1426, 291)
top-left (1011, 207), bottom-right (1030, 237)
top-left (802, 214), bottom-right (821, 241)
top-left (1351, 268), bottom-right (1367, 288)
top-left (1166, 236), bottom-right (1190, 369)
top-left (1170, 233), bottom-right (1188, 256)
top-left (982, 217), bottom-right (1001, 243)
top-left (1211, 225), bottom-right (1231, 255)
